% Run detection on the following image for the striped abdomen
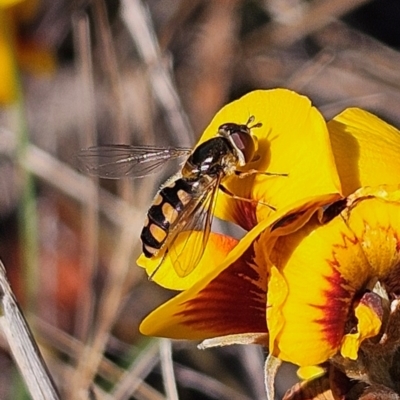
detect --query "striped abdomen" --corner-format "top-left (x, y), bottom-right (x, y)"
top-left (141, 178), bottom-right (194, 258)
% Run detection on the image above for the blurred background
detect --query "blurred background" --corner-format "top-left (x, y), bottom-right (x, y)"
top-left (1, 0), bottom-right (400, 398)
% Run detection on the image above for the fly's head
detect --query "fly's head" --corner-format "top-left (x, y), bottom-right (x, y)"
top-left (218, 116), bottom-right (262, 167)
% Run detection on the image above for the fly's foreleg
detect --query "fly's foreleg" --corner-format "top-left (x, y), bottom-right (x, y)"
top-left (218, 184), bottom-right (276, 211)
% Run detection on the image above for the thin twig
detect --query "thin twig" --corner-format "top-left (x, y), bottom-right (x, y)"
top-left (174, 362), bottom-right (252, 400)
top-left (71, 217), bottom-right (141, 395)
top-left (92, 0), bottom-right (130, 144)
top-left (111, 340), bottom-right (165, 400)
top-left (120, 0), bottom-right (194, 145)
top-left (244, 0), bottom-right (373, 50)
top-left (0, 260), bottom-right (60, 399)
top-left (72, 9), bottom-right (99, 346)
top-left (160, 339), bottom-right (179, 400)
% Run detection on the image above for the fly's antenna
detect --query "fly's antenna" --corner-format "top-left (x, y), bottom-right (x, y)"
top-left (246, 115), bottom-right (262, 130)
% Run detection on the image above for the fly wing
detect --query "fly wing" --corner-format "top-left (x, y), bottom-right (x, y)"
top-left (76, 144), bottom-right (192, 179)
top-left (159, 174), bottom-right (222, 278)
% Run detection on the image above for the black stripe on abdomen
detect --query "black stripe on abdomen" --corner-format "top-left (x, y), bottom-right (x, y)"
top-left (140, 178), bottom-right (193, 258)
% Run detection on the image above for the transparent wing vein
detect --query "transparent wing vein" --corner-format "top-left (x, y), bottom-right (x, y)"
top-left (76, 144), bottom-right (192, 179)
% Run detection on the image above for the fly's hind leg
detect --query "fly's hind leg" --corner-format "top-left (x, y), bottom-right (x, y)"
top-left (219, 184), bottom-right (276, 211)
top-left (148, 250), bottom-right (168, 280)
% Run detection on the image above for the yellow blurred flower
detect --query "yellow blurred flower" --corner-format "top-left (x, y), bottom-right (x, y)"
top-left (0, 0), bottom-right (55, 105)
top-left (0, 7), bottom-right (18, 104)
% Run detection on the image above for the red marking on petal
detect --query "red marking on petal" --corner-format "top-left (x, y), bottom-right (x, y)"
top-left (338, 231), bottom-right (359, 247)
top-left (311, 230), bottom-right (360, 350)
top-left (175, 244), bottom-right (268, 335)
top-left (312, 257), bottom-right (353, 350)
top-left (232, 201), bottom-right (258, 231)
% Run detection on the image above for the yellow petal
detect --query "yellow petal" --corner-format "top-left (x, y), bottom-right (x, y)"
top-left (342, 185), bottom-right (400, 279)
top-left (198, 89), bottom-right (342, 230)
top-left (297, 365), bottom-right (326, 381)
top-left (328, 108), bottom-right (400, 196)
top-left (137, 232), bottom-right (238, 290)
top-left (266, 266), bottom-right (288, 349)
top-left (268, 214), bottom-right (370, 366)
top-left (340, 301), bottom-right (382, 360)
top-left (140, 233), bottom-right (269, 339)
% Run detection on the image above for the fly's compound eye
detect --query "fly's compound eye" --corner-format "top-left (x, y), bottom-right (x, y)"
top-left (230, 130), bottom-right (257, 164)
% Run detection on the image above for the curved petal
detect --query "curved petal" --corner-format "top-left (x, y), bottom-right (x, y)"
top-left (140, 233), bottom-right (269, 339)
top-left (198, 89), bottom-right (342, 230)
top-left (296, 365), bottom-right (326, 381)
top-left (137, 232), bottom-right (238, 290)
top-left (340, 300), bottom-right (382, 360)
top-left (268, 185), bottom-right (400, 367)
top-left (328, 108), bottom-right (400, 196)
top-left (268, 216), bottom-right (367, 366)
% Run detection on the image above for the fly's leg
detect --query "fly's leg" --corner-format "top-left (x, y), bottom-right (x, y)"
top-left (148, 250), bottom-right (168, 280)
top-left (219, 184), bottom-right (276, 211)
top-left (234, 170), bottom-right (288, 179)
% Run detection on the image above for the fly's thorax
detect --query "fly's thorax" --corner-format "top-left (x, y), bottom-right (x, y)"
top-left (140, 177), bottom-right (195, 258)
top-left (182, 137), bottom-right (240, 179)
top-left (180, 161), bottom-right (199, 180)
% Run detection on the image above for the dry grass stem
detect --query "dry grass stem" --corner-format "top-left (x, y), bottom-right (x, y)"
top-left (121, 0), bottom-right (194, 144)
top-left (72, 10), bottom-right (99, 345)
top-left (0, 261), bottom-right (59, 399)
top-left (159, 339), bottom-right (179, 400)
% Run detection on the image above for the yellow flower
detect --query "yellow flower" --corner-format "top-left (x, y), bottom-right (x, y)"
top-left (0, 0), bottom-right (55, 105)
top-left (0, 7), bottom-right (18, 104)
top-left (268, 185), bottom-right (400, 367)
top-left (138, 89), bottom-right (342, 289)
top-left (140, 101), bottom-right (400, 375)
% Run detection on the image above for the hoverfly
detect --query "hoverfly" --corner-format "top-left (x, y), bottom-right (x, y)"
top-left (77, 116), bottom-right (273, 278)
